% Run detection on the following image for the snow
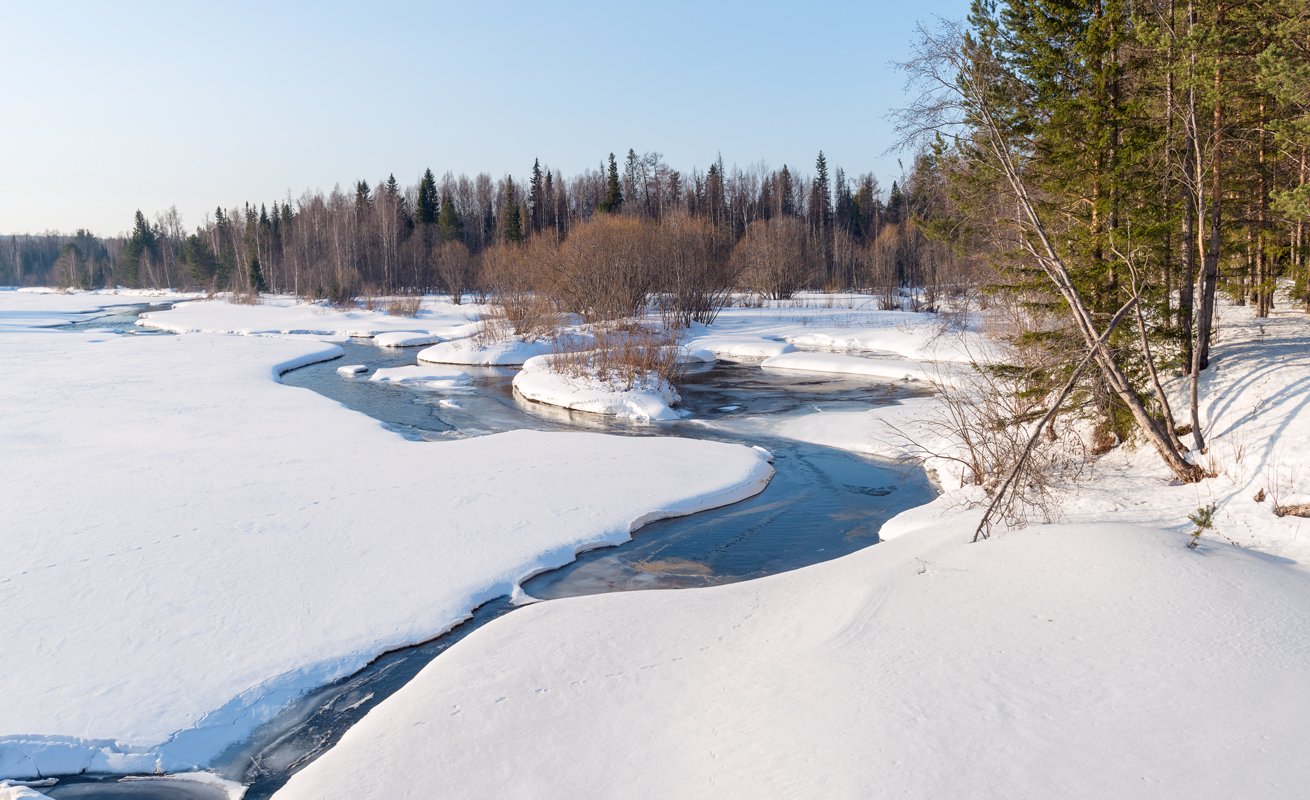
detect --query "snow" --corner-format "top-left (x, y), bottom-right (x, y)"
top-left (786, 325), bottom-right (988, 363)
top-left (276, 519), bottom-right (1310, 799)
top-left (677, 347), bottom-right (718, 364)
top-left (336, 364), bottom-right (368, 376)
top-left (136, 296), bottom-right (484, 341)
top-left (417, 337), bottom-right (556, 366)
top-left (0, 288), bottom-right (193, 330)
top-left (274, 299), bottom-right (1310, 799)
top-left (368, 364), bottom-right (473, 390)
top-left (369, 331), bottom-right (441, 348)
top-left (682, 295), bottom-right (990, 365)
top-left (13, 287), bottom-right (1310, 795)
top-left (760, 350), bottom-right (941, 382)
top-left (0, 298), bottom-right (774, 780)
top-left (0, 783), bottom-right (52, 800)
top-left (513, 354), bottom-right (682, 422)
top-left (682, 336), bottom-right (795, 360)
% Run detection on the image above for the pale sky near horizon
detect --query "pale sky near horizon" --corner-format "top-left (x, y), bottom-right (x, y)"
top-left (1, 0), bottom-right (969, 237)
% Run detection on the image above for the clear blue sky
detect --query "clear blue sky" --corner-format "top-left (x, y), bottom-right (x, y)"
top-left (1, 0), bottom-right (970, 236)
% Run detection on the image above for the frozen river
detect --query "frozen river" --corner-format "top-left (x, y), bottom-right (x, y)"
top-left (40, 325), bottom-right (933, 799)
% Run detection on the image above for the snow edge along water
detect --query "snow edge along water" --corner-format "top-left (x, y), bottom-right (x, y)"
top-left (0, 337), bottom-right (775, 784)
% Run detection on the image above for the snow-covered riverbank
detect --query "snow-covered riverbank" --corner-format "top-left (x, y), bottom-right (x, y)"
top-left (273, 301), bottom-right (1310, 799)
top-left (0, 294), bottom-right (773, 781)
top-left (135, 295), bottom-right (485, 341)
top-left (9, 289), bottom-right (1309, 798)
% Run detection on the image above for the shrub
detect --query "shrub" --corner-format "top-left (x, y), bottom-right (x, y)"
top-left (386, 294), bottom-right (422, 317)
top-left (550, 324), bottom-right (683, 391)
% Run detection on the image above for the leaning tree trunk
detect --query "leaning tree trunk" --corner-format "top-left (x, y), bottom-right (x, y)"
top-left (971, 94), bottom-right (1206, 483)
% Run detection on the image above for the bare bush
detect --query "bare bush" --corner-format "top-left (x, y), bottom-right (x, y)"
top-left (548, 216), bottom-right (658, 322)
top-left (652, 212), bottom-right (737, 328)
top-left (890, 366), bottom-right (1090, 529)
top-left (731, 217), bottom-right (817, 300)
top-left (479, 240), bottom-right (560, 340)
top-left (386, 294), bottom-right (422, 317)
top-left (550, 324), bottom-right (683, 391)
top-left (435, 240), bottom-right (475, 304)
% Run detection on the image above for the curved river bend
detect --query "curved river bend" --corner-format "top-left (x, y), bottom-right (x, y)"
top-left (41, 325), bottom-right (934, 800)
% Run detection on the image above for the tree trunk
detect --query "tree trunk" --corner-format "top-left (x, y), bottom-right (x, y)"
top-left (971, 93), bottom-right (1205, 482)
top-left (1196, 1), bottom-right (1224, 372)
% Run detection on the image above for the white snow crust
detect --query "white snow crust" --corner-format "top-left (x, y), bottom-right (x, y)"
top-left (760, 350), bottom-right (940, 382)
top-left (136, 296), bottom-right (484, 341)
top-left (513, 354), bottom-right (682, 421)
top-left (417, 337), bottom-right (556, 366)
top-left (0, 288), bottom-right (194, 330)
top-left (0, 783), bottom-right (52, 800)
top-left (368, 364), bottom-right (473, 390)
top-left (275, 300), bottom-right (1310, 800)
top-left (0, 301), bottom-right (773, 779)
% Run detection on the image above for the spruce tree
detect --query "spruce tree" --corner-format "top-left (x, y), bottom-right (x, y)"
top-left (416, 168), bottom-right (439, 226)
top-left (528, 158), bottom-right (544, 232)
top-left (887, 181), bottom-right (904, 224)
top-left (811, 151), bottom-right (834, 284)
top-left (118, 210), bottom-right (157, 287)
top-left (437, 188), bottom-right (464, 243)
top-left (811, 151), bottom-right (832, 233)
top-left (778, 165), bottom-right (796, 216)
top-left (599, 152), bottom-right (623, 213)
top-left (248, 256), bottom-right (267, 293)
top-left (502, 178), bottom-right (524, 242)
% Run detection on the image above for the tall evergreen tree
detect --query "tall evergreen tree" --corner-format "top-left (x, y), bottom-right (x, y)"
top-left (248, 256), bottom-right (267, 293)
top-left (599, 152), bottom-right (623, 213)
top-left (777, 165), bottom-right (797, 216)
top-left (811, 151), bottom-right (832, 233)
top-left (502, 178), bottom-right (524, 242)
top-left (437, 188), bottom-right (464, 243)
top-left (528, 158), bottom-right (545, 233)
top-left (118, 210), bottom-right (157, 287)
top-left (416, 168), bottom-right (439, 226)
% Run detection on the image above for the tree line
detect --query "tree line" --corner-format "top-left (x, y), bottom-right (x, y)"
top-left (2, 151), bottom-right (977, 308)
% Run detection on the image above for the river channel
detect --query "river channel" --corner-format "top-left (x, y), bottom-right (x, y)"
top-left (40, 313), bottom-right (934, 799)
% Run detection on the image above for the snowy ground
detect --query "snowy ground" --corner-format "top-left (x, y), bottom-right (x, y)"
top-left (136, 295), bottom-right (486, 342)
top-left (10, 289), bottom-right (1309, 797)
top-left (417, 337), bottom-right (557, 366)
top-left (0, 287), bottom-right (196, 330)
top-left (684, 294), bottom-right (993, 365)
top-left (512, 353), bottom-right (684, 422)
top-left (0, 294), bottom-right (773, 781)
top-left (274, 300), bottom-right (1310, 799)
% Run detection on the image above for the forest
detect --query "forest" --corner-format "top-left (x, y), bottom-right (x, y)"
top-left (1, 148), bottom-right (964, 312)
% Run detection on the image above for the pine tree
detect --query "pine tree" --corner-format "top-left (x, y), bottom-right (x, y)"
top-left (437, 188), bottom-right (464, 243)
top-left (623, 149), bottom-right (641, 214)
top-left (502, 178), bottom-right (523, 243)
top-left (811, 151), bottom-right (832, 234)
top-left (777, 165), bottom-right (796, 216)
top-left (528, 159), bottom-right (545, 233)
top-left (180, 234), bottom-right (219, 286)
top-left (416, 168), bottom-right (439, 226)
top-left (118, 210), bottom-right (158, 287)
top-left (248, 256), bottom-right (267, 293)
top-left (1260, 0), bottom-right (1310, 306)
top-left (599, 152), bottom-right (623, 213)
